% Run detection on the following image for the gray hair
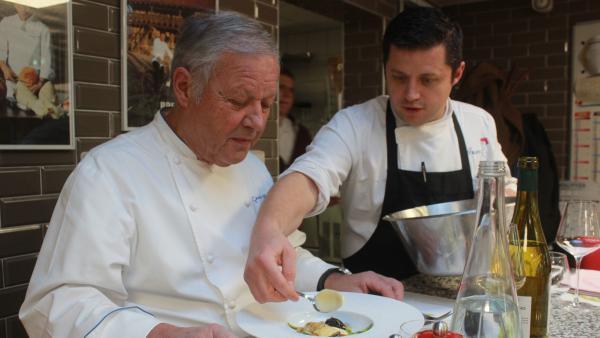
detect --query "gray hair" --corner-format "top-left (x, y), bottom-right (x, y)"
top-left (171, 11), bottom-right (279, 97)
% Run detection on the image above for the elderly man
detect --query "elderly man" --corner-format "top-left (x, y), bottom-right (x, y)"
top-left (19, 12), bottom-right (402, 338)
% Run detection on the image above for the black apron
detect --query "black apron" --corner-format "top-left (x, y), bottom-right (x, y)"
top-left (343, 101), bottom-right (475, 280)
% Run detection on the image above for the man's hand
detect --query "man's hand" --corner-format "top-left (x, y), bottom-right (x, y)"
top-left (244, 172), bottom-right (320, 303)
top-left (324, 271), bottom-right (404, 300)
top-left (27, 80), bottom-right (43, 95)
top-left (0, 62), bottom-right (16, 82)
top-left (244, 225), bottom-right (299, 303)
top-left (147, 323), bottom-right (237, 338)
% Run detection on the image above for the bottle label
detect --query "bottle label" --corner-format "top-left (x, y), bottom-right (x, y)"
top-left (517, 295), bottom-right (531, 337)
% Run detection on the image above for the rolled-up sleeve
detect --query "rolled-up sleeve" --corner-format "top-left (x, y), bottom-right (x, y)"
top-left (288, 231), bottom-right (336, 291)
top-left (19, 158), bottom-right (160, 338)
top-left (281, 112), bottom-right (358, 217)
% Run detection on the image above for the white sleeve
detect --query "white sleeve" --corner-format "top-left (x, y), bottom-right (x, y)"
top-left (281, 111), bottom-right (358, 217)
top-left (39, 23), bottom-right (53, 80)
top-left (19, 158), bottom-right (161, 338)
top-left (288, 231), bottom-right (336, 292)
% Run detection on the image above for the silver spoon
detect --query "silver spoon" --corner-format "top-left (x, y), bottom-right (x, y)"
top-left (297, 290), bottom-right (343, 312)
top-left (297, 291), bottom-right (320, 312)
top-left (423, 310), bottom-right (453, 324)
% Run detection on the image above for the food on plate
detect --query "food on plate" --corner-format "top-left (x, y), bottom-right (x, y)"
top-left (291, 317), bottom-right (350, 336)
top-left (314, 289), bottom-right (344, 312)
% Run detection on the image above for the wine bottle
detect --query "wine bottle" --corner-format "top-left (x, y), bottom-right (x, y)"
top-left (509, 157), bottom-right (551, 338)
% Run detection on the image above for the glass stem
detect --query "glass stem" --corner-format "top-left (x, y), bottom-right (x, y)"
top-left (574, 256), bottom-right (583, 307)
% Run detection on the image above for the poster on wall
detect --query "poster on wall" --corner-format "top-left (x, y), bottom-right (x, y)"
top-left (0, 0), bottom-right (74, 150)
top-left (121, 0), bottom-right (214, 130)
top-left (570, 20), bottom-right (600, 182)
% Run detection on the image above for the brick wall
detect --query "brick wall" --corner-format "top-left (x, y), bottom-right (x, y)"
top-left (344, 9), bottom-right (386, 106)
top-left (443, 0), bottom-right (600, 178)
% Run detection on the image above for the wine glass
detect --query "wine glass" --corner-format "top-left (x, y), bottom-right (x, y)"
top-left (549, 251), bottom-right (570, 296)
top-left (555, 200), bottom-right (600, 307)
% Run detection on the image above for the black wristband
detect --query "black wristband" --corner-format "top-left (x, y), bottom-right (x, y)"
top-left (316, 267), bottom-right (351, 291)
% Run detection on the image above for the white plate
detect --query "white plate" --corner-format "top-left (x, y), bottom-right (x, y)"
top-left (236, 292), bottom-right (424, 337)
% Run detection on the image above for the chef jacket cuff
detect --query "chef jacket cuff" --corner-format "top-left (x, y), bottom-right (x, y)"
top-left (280, 164), bottom-right (331, 218)
top-left (294, 247), bottom-right (337, 292)
top-left (84, 306), bottom-right (161, 338)
top-left (288, 229), bottom-right (336, 291)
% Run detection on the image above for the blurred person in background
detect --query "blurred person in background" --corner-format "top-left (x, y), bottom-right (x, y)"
top-left (278, 67), bottom-right (312, 172)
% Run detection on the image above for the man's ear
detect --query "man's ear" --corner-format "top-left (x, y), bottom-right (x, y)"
top-left (452, 61), bottom-right (466, 86)
top-left (172, 67), bottom-right (193, 109)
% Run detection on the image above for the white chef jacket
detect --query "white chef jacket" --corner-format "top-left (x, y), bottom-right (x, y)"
top-left (0, 14), bottom-right (53, 97)
top-left (284, 95), bottom-right (516, 258)
top-left (19, 113), bottom-right (335, 338)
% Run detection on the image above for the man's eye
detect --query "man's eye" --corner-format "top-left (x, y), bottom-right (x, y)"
top-left (421, 77), bottom-right (437, 85)
top-left (228, 99), bottom-right (244, 108)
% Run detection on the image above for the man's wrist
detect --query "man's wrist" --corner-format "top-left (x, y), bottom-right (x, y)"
top-left (317, 267), bottom-right (351, 291)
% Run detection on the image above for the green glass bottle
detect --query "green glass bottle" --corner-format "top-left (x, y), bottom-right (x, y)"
top-left (509, 157), bottom-right (551, 338)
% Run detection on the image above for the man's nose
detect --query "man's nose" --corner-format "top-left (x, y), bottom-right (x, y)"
top-left (242, 102), bottom-right (266, 129)
top-left (404, 80), bottom-right (420, 101)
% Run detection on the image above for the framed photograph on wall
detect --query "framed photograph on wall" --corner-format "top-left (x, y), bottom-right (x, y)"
top-left (0, 0), bottom-right (74, 150)
top-left (121, 0), bottom-right (214, 130)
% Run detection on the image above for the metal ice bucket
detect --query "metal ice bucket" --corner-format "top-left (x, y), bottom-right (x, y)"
top-left (382, 199), bottom-right (515, 276)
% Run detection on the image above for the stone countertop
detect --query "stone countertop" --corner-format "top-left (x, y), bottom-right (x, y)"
top-left (402, 274), bottom-right (600, 338)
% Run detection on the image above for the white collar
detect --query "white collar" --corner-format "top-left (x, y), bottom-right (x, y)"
top-left (152, 111), bottom-right (213, 168)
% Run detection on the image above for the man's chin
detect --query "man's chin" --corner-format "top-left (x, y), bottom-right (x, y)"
top-left (399, 114), bottom-right (423, 126)
top-left (215, 150), bottom-right (250, 167)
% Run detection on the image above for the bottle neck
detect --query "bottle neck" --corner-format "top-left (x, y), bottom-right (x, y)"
top-left (476, 173), bottom-right (506, 233)
top-left (517, 169), bottom-right (538, 192)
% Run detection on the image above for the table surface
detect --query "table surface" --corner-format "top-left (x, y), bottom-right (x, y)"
top-left (402, 274), bottom-right (600, 338)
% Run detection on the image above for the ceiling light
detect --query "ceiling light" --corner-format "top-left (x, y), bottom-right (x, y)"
top-left (2, 0), bottom-right (68, 9)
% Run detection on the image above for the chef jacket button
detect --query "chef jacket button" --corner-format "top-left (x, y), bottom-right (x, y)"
top-left (189, 203), bottom-right (198, 212)
top-left (244, 200), bottom-right (250, 207)
top-left (206, 254), bottom-right (215, 264)
top-left (309, 163), bottom-right (317, 169)
top-left (173, 156), bottom-right (181, 165)
top-left (227, 300), bottom-right (236, 310)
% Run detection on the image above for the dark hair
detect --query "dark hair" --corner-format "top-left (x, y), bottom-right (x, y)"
top-left (280, 66), bottom-right (294, 80)
top-left (382, 7), bottom-right (463, 72)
